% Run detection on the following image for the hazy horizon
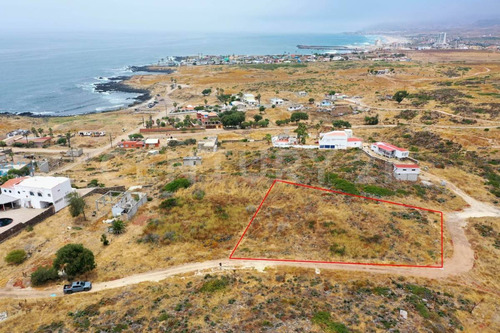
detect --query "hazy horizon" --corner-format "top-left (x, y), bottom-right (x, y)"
top-left (2, 0), bottom-right (499, 34)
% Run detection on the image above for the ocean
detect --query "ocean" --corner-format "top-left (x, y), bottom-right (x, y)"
top-left (0, 32), bottom-right (378, 116)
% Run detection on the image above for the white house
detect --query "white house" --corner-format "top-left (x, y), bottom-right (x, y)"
top-left (270, 98), bottom-right (284, 106)
top-left (320, 100), bottom-right (332, 107)
top-left (272, 134), bottom-right (298, 147)
top-left (319, 130), bottom-right (363, 149)
top-left (393, 163), bottom-right (420, 181)
top-left (0, 176), bottom-right (74, 212)
top-left (287, 104), bottom-right (303, 112)
top-left (242, 94), bottom-right (257, 105)
top-left (371, 142), bottom-right (409, 159)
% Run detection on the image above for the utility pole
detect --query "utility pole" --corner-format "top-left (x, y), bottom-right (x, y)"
top-left (109, 133), bottom-right (113, 148)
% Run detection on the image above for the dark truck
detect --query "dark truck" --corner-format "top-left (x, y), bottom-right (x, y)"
top-left (63, 281), bottom-right (92, 294)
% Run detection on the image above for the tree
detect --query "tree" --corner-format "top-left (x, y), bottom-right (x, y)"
top-left (173, 102), bottom-right (178, 110)
top-left (31, 266), bottom-right (59, 286)
top-left (393, 90), bottom-right (409, 104)
top-left (100, 234), bottom-right (109, 246)
top-left (290, 112), bottom-right (309, 123)
top-left (156, 119), bottom-right (161, 128)
top-left (48, 128), bottom-right (54, 137)
top-left (202, 88), bottom-right (212, 96)
top-left (31, 127), bottom-right (39, 137)
top-left (66, 192), bottom-right (87, 220)
top-left (65, 132), bottom-right (72, 148)
top-left (111, 220), bottom-right (126, 235)
top-left (256, 94), bottom-right (261, 105)
top-left (57, 137), bottom-right (67, 146)
top-left (259, 106), bottom-right (266, 112)
top-left (219, 110), bottom-right (245, 127)
top-left (308, 98), bottom-right (315, 104)
top-left (294, 123), bottom-right (309, 144)
top-left (5, 249), bottom-right (27, 265)
top-left (53, 244), bottom-right (96, 278)
top-left (264, 134), bottom-right (272, 145)
top-left (0, 141), bottom-right (7, 147)
top-left (38, 128), bottom-right (44, 137)
top-left (364, 114), bottom-right (379, 125)
top-left (332, 120), bottom-right (351, 129)
top-left (253, 115), bottom-right (263, 122)
top-left (128, 133), bottom-right (144, 140)
top-left (164, 178), bottom-right (191, 192)
top-left (328, 90), bottom-right (336, 96)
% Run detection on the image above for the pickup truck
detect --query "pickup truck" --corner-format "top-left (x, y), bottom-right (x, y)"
top-left (63, 281), bottom-right (92, 294)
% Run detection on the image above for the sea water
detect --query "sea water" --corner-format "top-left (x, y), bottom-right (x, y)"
top-left (0, 32), bottom-right (377, 116)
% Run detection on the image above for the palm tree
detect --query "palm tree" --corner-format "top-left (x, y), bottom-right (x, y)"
top-left (66, 132), bottom-right (71, 148)
top-left (256, 93), bottom-right (262, 105)
top-left (38, 128), bottom-right (44, 137)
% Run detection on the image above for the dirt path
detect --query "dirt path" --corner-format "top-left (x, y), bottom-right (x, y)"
top-left (0, 171), bottom-right (498, 299)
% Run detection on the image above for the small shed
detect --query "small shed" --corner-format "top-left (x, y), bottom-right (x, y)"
top-left (183, 156), bottom-right (202, 166)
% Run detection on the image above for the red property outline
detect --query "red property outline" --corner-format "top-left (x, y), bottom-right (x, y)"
top-left (229, 179), bottom-right (444, 269)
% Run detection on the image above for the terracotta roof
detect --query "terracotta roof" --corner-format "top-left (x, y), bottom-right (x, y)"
top-left (375, 142), bottom-right (408, 152)
top-left (1, 176), bottom-right (29, 189)
top-left (394, 164), bottom-right (420, 169)
top-left (347, 137), bottom-right (362, 142)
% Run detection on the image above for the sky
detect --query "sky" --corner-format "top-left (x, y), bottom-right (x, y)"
top-left (1, 0), bottom-right (499, 34)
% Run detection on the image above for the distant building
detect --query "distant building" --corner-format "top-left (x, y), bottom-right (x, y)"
top-left (144, 138), bottom-right (160, 148)
top-left (14, 136), bottom-right (52, 147)
top-left (297, 91), bottom-right (308, 97)
top-left (270, 98), bottom-right (284, 106)
top-left (183, 156), bottom-right (202, 166)
top-left (287, 105), bottom-right (303, 112)
top-left (242, 94), bottom-right (257, 105)
top-left (0, 162), bottom-right (30, 176)
top-left (320, 100), bottom-right (332, 107)
top-left (393, 164), bottom-right (420, 181)
top-left (371, 142), bottom-right (409, 159)
top-left (197, 136), bottom-right (218, 152)
top-left (0, 176), bottom-right (74, 212)
top-left (118, 141), bottom-right (145, 149)
top-left (272, 134), bottom-right (298, 147)
top-left (319, 130), bottom-right (362, 149)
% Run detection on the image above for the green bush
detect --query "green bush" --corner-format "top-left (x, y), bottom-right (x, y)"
top-left (159, 198), bottom-right (177, 209)
top-left (164, 178), bottom-right (191, 192)
top-left (312, 311), bottom-right (349, 333)
top-left (199, 277), bottom-right (230, 293)
top-left (5, 249), bottom-right (27, 265)
top-left (324, 173), bottom-right (359, 195)
top-left (363, 185), bottom-right (395, 197)
top-left (31, 266), bottom-right (59, 286)
top-left (111, 220), bottom-right (126, 235)
top-left (53, 244), bottom-right (96, 278)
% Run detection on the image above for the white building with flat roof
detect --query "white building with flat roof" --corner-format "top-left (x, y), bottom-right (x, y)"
top-left (393, 164), bottom-right (420, 181)
top-left (0, 176), bottom-right (74, 212)
top-left (270, 98), bottom-right (284, 106)
top-left (242, 94), bottom-right (257, 105)
top-left (319, 130), bottom-right (362, 149)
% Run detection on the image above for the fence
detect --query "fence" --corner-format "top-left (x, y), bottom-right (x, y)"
top-left (0, 206), bottom-right (55, 243)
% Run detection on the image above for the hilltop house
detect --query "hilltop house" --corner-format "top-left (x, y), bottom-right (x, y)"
top-left (371, 142), bottom-right (409, 159)
top-left (270, 98), bottom-right (284, 106)
top-left (14, 136), bottom-right (52, 148)
top-left (0, 176), bottom-right (74, 212)
top-left (183, 156), bottom-right (202, 166)
top-left (118, 141), bottom-right (145, 149)
top-left (242, 94), bottom-right (257, 106)
top-left (144, 138), bottom-right (160, 148)
top-left (287, 105), bottom-right (303, 112)
top-left (393, 163), bottom-right (420, 181)
top-left (197, 136), bottom-right (218, 152)
top-left (272, 133), bottom-right (298, 147)
top-left (320, 100), bottom-right (332, 107)
top-left (319, 130), bottom-right (362, 149)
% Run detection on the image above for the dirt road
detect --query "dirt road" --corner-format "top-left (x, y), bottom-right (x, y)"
top-left (0, 172), bottom-right (498, 300)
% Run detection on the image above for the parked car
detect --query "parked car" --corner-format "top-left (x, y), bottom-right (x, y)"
top-left (63, 281), bottom-right (92, 294)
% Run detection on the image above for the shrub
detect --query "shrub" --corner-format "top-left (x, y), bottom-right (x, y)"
top-left (164, 178), bottom-right (191, 192)
top-left (5, 249), bottom-right (27, 265)
top-left (312, 311), bottom-right (349, 333)
top-left (159, 198), bottom-right (177, 210)
top-left (111, 220), bottom-right (126, 234)
top-left (53, 244), bottom-right (96, 278)
top-left (363, 185), bottom-right (395, 197)
top-left (31, 266), bottom-right (59, 286)
top-left (324, 173), bottom-right (359, 195)
top-left (199, 277), bottom-right (230, 293)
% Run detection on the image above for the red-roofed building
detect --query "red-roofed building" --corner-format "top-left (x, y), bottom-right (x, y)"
top-left (118, 141), bottom-right (145, 149)
top-left (393, 163), bottom-right (420, 181)
top-left (371, 142), bottom-right (409, 159)
top-left (319, 130), bottom-right (362, 149)
top-left (14, 136), bottom-right (52, 147)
